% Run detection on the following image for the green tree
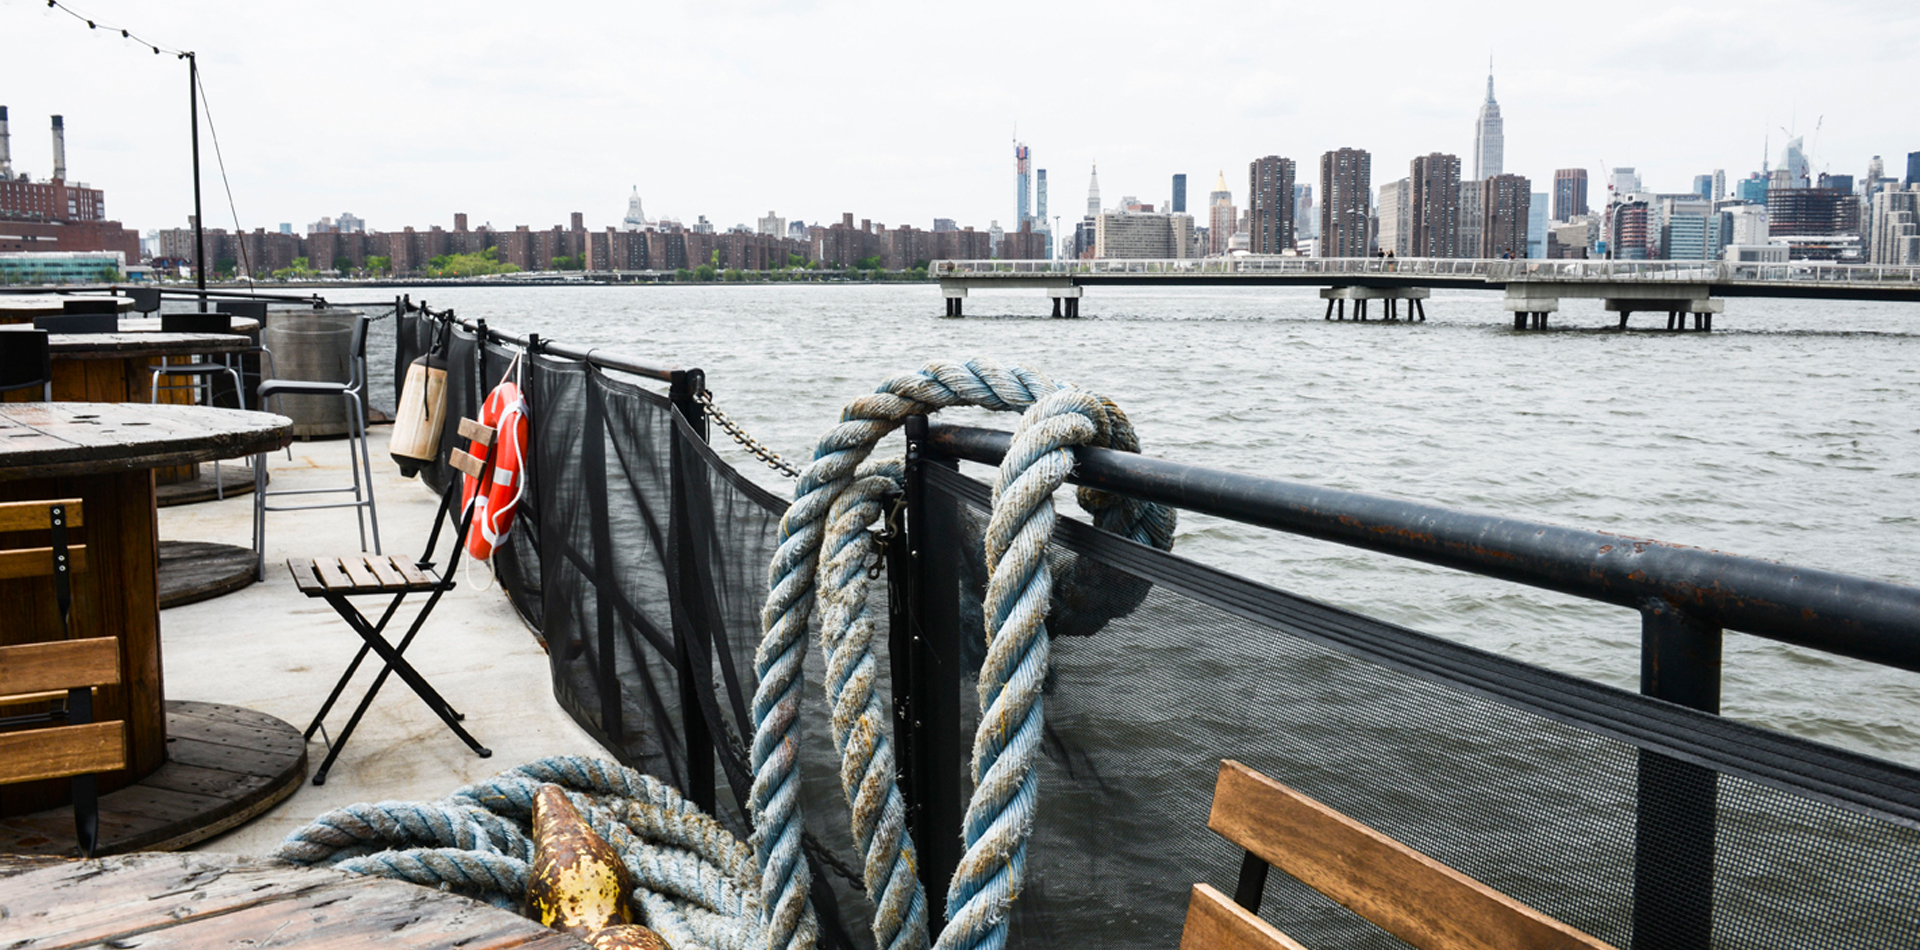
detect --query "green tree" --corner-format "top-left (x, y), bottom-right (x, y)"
top-left (673, 268), bottom-right (694, 282)
top-left (787, 251), bottom-right (809, 268)
top-left (334, 256), bottom-right (353, 274)
top-left (425, 251), bottom-right (522, 278)
top-left (855, 255), bottom-right (881, 270)
top-left (693, 263), bottom-right (718, 281)
top-left (723, 268), bottom-right (744, 282)
top-left (214, 258), bottom-right (238, 278)
top-left (366, 255), bottom-right (392, 275)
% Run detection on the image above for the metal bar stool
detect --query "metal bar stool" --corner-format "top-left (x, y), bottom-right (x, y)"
top-left (149, 312), bottom-right (248, 500)
top-left (253, 312), bottom-right (381, 578)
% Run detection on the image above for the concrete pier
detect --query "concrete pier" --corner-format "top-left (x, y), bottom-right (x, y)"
top-left (1603, 297), bottom-right (1724, 332)
top-left (1320, 286), bottom-right (1430, 322)
top-left (1048, 286), bottom-right (1083, 318)
top-left (942, 285), bottom-right (967, 318)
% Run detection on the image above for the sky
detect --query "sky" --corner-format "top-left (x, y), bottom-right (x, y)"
top-left (3, 0), bottom-right (1917, 237)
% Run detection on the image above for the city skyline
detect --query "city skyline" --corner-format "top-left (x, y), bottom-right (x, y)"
top-left (3, 0), bottom-right (1916, 237)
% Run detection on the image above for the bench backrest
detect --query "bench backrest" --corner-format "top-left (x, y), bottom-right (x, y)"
top-left (1180, 760), bottom-right (1617, 950)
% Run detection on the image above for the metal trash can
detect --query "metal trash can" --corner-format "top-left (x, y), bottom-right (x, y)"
top-left (261, 307), bottom-right (362, 438)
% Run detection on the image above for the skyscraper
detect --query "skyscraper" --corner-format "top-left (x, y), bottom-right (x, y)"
top-left (1377, 178), bottom-right (1409, 257)
top-left (1087, 163), bottom-right (1101, 218)
top-left (1480, 174), bottom-right (1531, 258)
top-left (1293, 185), bottom-right (1315, 241)
top-left (1035, 168), bottom-right (1051, 259)
top-left (1208, 171), bottom-right (1236, 256)
top-left (1172, 174), bottom-right (1187, 214)
top-left (1473, 66), bottom-right (1503, 181)
top-left (1410, 153), bottom-right (1462, 257)
top-left (1015, 142), bottom-right (1031, 228)
top-left (1693, 175), bottom-right (1715, 203)
top-left (1248, 156), bottom-right (1296, 254)
top-left (1907, 152), bottom-right (1919, 187)
top-left (1552, 169), bottom-right (1588, 222)
top-left (1319, 147), bottom-right (1372, 258)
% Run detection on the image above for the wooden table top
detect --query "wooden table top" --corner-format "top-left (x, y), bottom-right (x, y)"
top-left (0, 852), bottom-right (589, 949)
top-left (0, 402), bottom-right (292, 480)
top-left (0, 325), bottom-right (251, 360)
top-left (0, 295), bottom-right (134, 319)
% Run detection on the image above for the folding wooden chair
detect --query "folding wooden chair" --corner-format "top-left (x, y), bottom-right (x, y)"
top-left (0, 499), bottom-right (127, 857)
top-left (1179, 760), bottom-right (1617, 950)
top-left (288, 418), bottom-right (498, 785)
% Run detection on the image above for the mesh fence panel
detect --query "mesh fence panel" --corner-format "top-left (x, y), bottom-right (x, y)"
top-left (396, 311), bottom-right (1920, 949)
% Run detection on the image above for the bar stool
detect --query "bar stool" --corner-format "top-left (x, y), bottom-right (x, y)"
top-left (127, 286), bottom-right (163, 317)
top-left (0, 330), bottom-right (53, 401)
top-left (149, 312), bottom-right (248, 499)
top-left (253, 312), bottom-right (380, 578)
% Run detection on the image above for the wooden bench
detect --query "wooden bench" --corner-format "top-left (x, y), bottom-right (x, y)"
top-left (0, 498), bottom-right (127, 856)
top-left (1180, 760), bottom-right (1618, 950)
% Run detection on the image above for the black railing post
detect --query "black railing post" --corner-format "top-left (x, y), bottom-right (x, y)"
top-left (890, 413), bottom-right (963, 934)
top-left (1632, 597), bottom-right (1722, 950)
top-left (669, 368), bottom-right (716, 814)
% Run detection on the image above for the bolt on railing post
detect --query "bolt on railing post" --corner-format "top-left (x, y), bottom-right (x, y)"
top-left (1632, 597), bottom-right (1722, 950)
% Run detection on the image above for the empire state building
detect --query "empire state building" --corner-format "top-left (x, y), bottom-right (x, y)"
top-left (1472, 68), bottom-right (1503, 181)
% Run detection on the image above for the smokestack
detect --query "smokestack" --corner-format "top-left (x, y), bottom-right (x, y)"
top-left (51, 114), bottom-right (66, 182)
top-left (0, 106), bottom-right (10, 179)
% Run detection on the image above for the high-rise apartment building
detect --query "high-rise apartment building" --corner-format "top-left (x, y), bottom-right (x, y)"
top-left (1409, 153), bottom-right (1462, 257)
top-left (1473, 68), bottom-right (1503, 181)
top-left (1293, 185), bottom-right (1315, 240)
top-left (1907, 152), bottom-right (1920, 187)
top-left (1456, 181), bottom-right (1482, 258)
top-left (1869, 188), bottom-right (1920, 264)
top-left (1319, 147), bottom-right (1372, 257)
top-left (1528, 192), bottom-right (1549, 259)
top-left (1172, 174), bottom-right (1187, 214)
top-left (1552, 169), bottom-right (1588, 222)
top-left (1480, 174), bottom-right (1530, 258)
top-left (1208, 171), bottom-right (1237, 256)
top-left (1014, 142), bottom-right (1031, 228)
top-left (1248, 156), bottom-right (1296, 254)
top-left (1377, 179), bottom-right (1410, 257)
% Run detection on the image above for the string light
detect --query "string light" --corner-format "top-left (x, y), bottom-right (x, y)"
top-left (39, 0), bottom-right (185, 57)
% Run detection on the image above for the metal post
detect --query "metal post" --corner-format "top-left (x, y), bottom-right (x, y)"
top-left (669, 368), bottom-right (716, 813)
top-left (188, 52), bottom-right (207, 312)
top-left (1632, 597), bottom-right (1721, 950)
top-left (889, 413), bottom-right (963, 935)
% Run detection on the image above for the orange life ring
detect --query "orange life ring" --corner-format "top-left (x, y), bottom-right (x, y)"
top-left (462, 380), bottom-right (529, 561)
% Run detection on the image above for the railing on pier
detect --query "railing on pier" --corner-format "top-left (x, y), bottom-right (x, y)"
top-left (397, 306), bottom-right (1920, 950)
top-left (933, 256), bottom-right (1920, 288)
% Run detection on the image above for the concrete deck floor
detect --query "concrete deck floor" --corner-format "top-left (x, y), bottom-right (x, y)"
top-left (159, 425), bottom-right (604, 855)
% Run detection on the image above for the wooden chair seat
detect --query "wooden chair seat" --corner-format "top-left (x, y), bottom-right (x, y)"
top-left (1179, 760), bottom-right (1617, 950)
top-left (290, 554), bottom-right (440, 597)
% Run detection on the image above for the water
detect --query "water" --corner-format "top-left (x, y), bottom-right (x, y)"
top-left (377, 282), bottom-right (1920, 767)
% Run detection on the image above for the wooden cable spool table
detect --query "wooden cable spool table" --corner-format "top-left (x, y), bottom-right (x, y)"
top-left (0, 403), bottom-right (308, 855)
top-left (0, 852), bottom-right (589, 949)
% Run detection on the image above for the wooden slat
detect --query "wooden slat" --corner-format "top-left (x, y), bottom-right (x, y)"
top-left (457, 417), bottom-right (495, 447)
top-left (312, 557), bottom-right (356, 591)
top-left (1180, 883), bottom-right (1311, 950)
top-left (0, 498), bottom-right (84, 532)
top-left (286, 559), bottom-right (326, 596)
top-left (0, 544), bottom-right (87, 580)
top-left (363, 555), bottom-right (407, 588)
top-left (0, 720), bottom-right (126, 784)
top-left (1208, 761), bottom-right (1618, 950)
top-left (0, 638), bottom-right (121, 695)
top-left (336, 555), bottom-right (380, 590)
top-left (392, 557), bottom-right (434, 587)
top-left (447, 447), bottom-right (485, 479)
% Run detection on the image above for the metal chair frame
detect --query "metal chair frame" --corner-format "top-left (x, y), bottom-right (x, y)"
top-left (253, 312), bottom-right (381, 577)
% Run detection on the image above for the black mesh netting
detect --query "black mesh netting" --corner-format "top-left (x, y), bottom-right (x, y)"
top-left (397, 312), bottom-right (1920, 950)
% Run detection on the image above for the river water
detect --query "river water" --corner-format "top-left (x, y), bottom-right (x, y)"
top-left (376, 282), bottom-right (1920, 768)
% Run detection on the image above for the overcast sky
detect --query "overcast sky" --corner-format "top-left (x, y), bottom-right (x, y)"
top-left (3, 0), bottom-right (1916, 237)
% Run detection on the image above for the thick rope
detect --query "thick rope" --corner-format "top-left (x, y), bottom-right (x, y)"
top-left (273, 755), bottom-right (778, 950)
top-left (748, 360), bottom-right (1174, 950)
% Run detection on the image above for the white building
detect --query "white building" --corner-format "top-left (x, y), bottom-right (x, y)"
top-left (757, 211), bottom-right (785, 237)
top-left (1869, 187), bottom-right (1920, 264)
top-left (1095, 211), bottom-right (1193, 259)
top-left (1472, 68), bottom-right (1503, 181)
top-left (1376, 178), bottom-right (1410, 257)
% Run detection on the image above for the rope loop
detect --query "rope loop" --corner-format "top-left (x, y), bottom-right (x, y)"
top-left (748, 360), bottom-right (1174, 950)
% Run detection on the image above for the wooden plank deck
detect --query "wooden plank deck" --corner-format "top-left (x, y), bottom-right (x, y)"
top-left (0, 851), bottom-right (588, 949)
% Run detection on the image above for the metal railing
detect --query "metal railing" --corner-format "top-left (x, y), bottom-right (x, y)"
top-left (931, 257), bottom-right (1920, 287)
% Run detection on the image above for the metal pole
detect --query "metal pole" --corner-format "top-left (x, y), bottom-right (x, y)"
top-left (669, 368), bottom-right (715, 813)
top-left (188, 52), bottom-right (207, 312)
top-left (1632, 599), bottom-right (1721, 950)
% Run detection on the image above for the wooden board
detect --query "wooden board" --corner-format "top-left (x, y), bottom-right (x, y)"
top-left (0, 701), bottom-right (306, 856)
top-left (1208, 760), bottom-right (1619, 950)
top-left (1180, 883), bottom-right (1311, 950)
top-left (33, 331), bottom-right (251, 360)
top-left (0, 402), bottom-right (292, 481)
top-left (0, 637), bottom-right (121, 694)
top-left (0, 851), bottom-right (590, 949)
top-left (0, 543), bottom-right (86, 579)
top-left (0, 497), bottom-right (84, 531)
top-left (157, 540), bottom-right (258, 608)
top-left (0, 720), bottom-right (125, 784)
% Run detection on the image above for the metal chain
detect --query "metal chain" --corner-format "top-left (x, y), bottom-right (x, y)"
top-left (694, 389), bottom-right (803, 479)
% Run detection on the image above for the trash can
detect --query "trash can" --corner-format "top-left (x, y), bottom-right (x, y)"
top-left (261, 307), bottom-right (362, 438)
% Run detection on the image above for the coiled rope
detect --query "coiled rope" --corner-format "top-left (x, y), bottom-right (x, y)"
top-left (749, 359), bottom-right (1175, 950)
top-left (275, 755), bottom-right (787, 950)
